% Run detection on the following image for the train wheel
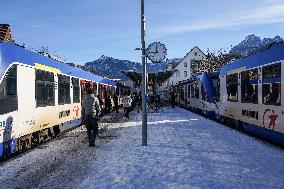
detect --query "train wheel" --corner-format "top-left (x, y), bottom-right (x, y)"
top-left (202, 110), bottom-right (208, 117)
top-left (32, 132), bottom-right (40, 147)
top-left (236, 120), bottom-right (244, 131)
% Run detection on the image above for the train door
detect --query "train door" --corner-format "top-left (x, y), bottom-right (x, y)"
top-left (80, 80), bottom-right (86, 116)
top-left (0, 64), bottom-right (19, 156)
top-left (17, 65), bottom-right (38, 150)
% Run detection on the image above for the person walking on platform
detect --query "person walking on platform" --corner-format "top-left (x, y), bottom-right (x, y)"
top-left (105, 94), bottom-right (112, 114)
top-left (84, 88), bottom-right (100, 147)
top-left (122, 91), bottom-right (132, 119)
top-left (113, 93), bottom-right (119, 115)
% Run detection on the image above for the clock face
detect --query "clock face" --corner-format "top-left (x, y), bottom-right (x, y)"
top-left (146, 42), bottom-right (167, 63)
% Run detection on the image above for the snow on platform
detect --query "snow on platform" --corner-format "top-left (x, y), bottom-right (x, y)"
top-left (0, 107), bottom-right (284, 189)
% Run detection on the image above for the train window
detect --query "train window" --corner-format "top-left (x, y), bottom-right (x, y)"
top-left (241, 69), bottom-right (258, 104)
top-left (187, 84), bottom-right (190, 98)
top-left (72, 78), bottom-right (80, 103)
top-left (201, 84), bottom-right (207, 101)
top-left (180, 86), bottom-right (184, 100)
top-left (98, 84), bottom-right (102, 97)
top-left (262, 63), bottom-right (281, 106)
top-left (93, 83), bottom-right (97, 95)
top-left (58, 75), bottom-right (71, 105)
top-left (184, 86), bottom-right (187, 101)
top-left (226, 73), bottom-right (238, 102)
top-left (190, 84), bottom-right (194, 98)
top-left (0, 65), bottom-right (18, 114)
top-left (36, 69), bottom-right (55, 107)
top-left (194, 83), bottom-right (199, 99)
top-left (212, 77), bottom-right (220, 102)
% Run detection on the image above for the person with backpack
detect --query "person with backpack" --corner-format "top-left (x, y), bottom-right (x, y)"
top-left (84, 88), bottom-right (101, 147)
top-left (122, 91), bottom-right (132, 119)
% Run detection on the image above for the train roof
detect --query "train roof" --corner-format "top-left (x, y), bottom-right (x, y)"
top-left (0, 41), bottom-right (117, 86)
top-left (178, 72), bottom-right (219, 85)
top-left (220, 42), bottom-right (284, 76)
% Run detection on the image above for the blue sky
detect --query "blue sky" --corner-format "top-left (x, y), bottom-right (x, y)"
top-left (1, 0), bottom-right (284, 64)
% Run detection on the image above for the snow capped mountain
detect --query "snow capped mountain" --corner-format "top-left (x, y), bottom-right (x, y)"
top-left (78, 34), bottom-right (283, 80)
top-left (82, 55), bottom-right (166, 80)
top-left (229, 34), bottom-right (283, 56)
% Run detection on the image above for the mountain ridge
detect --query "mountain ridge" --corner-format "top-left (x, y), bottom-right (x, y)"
top-left (78, 34), bottom-right (283, 80)
top-left (229, 34), bottom-right (283, 56)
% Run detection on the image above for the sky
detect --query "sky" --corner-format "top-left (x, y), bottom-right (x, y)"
top-left (1, 0), bottom-right (284, 65)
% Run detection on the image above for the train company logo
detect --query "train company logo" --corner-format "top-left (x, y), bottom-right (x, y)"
top-left (73, 106), bottom-right (80, 117)
top-left (263, 109), bottom-right (278, 130)
top-left (59, 110), bottom-right (71, 119)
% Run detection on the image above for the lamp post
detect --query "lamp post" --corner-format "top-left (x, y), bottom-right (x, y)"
top-left (141, 0), bottom-right (147, 146)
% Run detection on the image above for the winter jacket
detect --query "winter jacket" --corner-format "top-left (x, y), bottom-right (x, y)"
top-left (122, 95), bottom-right (132, 108)
top-left (84, 94), bottom-right (100, 117)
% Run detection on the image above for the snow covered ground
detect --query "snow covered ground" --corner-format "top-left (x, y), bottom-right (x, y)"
top-left (0, 107), bottom-right (284, 189)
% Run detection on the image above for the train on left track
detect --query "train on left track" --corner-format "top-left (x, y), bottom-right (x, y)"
top-left (0, 41), bottom-right (125, 159)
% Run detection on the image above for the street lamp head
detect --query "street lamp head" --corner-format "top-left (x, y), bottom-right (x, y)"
top-left (135, 48), bottom-right (142, 51)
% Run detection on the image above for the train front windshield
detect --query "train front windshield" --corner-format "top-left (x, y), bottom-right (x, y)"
top-left (0, 65), bottom-right (18, 115)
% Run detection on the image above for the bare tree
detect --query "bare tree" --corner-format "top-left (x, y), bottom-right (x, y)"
top-left (191, 48), bottom-right (242, 74)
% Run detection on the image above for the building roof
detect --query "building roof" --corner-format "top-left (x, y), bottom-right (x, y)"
top-left (166, 58), bottom-right (182, 65)
top-left (0, 24), bottom-right (12, 42)
top-left (0, 41), bottom-right (117, 86)
top-left (172, 46), bottom-right (205, 69)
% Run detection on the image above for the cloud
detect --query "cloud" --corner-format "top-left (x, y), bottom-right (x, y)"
top-left (153, 2), bottom-right (284, 37)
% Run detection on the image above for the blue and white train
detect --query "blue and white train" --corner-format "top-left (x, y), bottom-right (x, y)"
top-left (0, 41), bottom-right (118, 158)
top-left (170, 42), bottom-right (284, 147)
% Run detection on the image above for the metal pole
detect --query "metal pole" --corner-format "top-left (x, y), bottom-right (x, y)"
top-left (141, 0), bottom-right (147, 146)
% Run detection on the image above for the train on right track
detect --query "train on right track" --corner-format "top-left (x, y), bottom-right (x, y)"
top-left (168, 42), bottom-right (284, 147)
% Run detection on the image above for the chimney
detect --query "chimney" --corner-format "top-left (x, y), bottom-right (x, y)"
top-left (0, 24), bottom-right (13, 42)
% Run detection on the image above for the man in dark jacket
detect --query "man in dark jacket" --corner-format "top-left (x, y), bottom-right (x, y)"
top-left (84, 88), bottom-right (100, 147)
top-left (113, 93), bottom-right (119, 114)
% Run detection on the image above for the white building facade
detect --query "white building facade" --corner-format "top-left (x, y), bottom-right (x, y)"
top-left (167, 46), bottom-right (206, 86)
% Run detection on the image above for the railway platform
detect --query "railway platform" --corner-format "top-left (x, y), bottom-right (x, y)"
top-left (0, 107), bottom-right (284, 188)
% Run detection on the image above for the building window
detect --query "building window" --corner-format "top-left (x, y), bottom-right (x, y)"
top-left (194, 52), bottom-right (198, 56)
top-left (241, 69), bottom-right (258, 104)
top-left (176, 71), bottom-right (180, 77)
top-left (58, 75), bottom-right (71, 105)
top-left (72, 78), bottom-right (80, 103)
top-left (0, 65), bottom-right (18, 114)
top-left (36, 69), bottom-right (55, 107)
top-left (184, 71), bottom-right (187, 77)
top-left (226, 73), bottom-right (238, 102)
top-left (184, 62), bottom-right (187, 67)
top-left (262, 63), bottom-right (281, 106)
